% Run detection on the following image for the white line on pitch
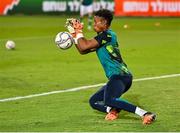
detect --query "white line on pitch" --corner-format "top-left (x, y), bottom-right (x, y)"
top-left (0, 73), bottom-right (180, 103)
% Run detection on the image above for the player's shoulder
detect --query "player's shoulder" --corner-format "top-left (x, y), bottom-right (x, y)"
top-left (107, 30), bottom-right (117, 43)
top-left (94, 30), bottom-right (117, 46)
top-left (94, 30), bottom-right (111, 45)
top-left (107, 30), bottom-right (117, 38)
top-left (98, 29), bottom-right (115, 39)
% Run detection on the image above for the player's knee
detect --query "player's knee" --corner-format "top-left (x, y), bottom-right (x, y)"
top-left (89, 97), bottom-right (96, 109)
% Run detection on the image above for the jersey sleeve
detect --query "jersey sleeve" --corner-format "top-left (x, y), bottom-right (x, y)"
top-left (94, 31), bottom-right (112, 47)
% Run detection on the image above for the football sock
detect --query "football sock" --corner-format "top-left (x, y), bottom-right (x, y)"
top-left (135, 107), bottom-right (147, 117)
top-left (106, 106), bottom-right (112, 113)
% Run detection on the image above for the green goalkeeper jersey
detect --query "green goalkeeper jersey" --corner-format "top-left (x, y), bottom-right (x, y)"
top-left (94, 29), bottom-right (132, 79)
top-left (82, 0), bottom-right (93, 5)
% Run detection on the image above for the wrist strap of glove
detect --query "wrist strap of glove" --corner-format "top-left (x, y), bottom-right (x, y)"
top-left (74, 33), bottom-right (84, 44)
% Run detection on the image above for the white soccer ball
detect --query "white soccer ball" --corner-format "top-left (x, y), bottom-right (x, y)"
top-left (55, 32), bottom-right (74, 50)
top-left (5, 40), bottom-right (16, 50)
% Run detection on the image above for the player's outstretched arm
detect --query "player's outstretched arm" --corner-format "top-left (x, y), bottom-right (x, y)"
top-left (66, 18), bottom-right (99, 54)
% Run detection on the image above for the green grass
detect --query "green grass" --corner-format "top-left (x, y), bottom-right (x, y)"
top-left (0, 16), bottom-right (180, 131)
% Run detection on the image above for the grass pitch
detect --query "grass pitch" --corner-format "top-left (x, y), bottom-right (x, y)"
top-left (0, 16), bottom-right (180, 131)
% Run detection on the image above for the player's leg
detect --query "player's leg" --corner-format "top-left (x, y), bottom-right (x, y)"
top-left (105, 75), bottom-right (127, 120)
top-left (80, 5), bottom-right (85, 22)
top-left (104, 75), bottom-right (156, 124)
top-left (87, 5), bottom-right (93, 30)
top-left (89, 85), bottom-right (119, 120)
top-left (87, 13), bottom-right (92, 30)
top-left (89, 85), bottom-right (108, 113)
top-left (122, 75), bottom-right (156, 124)
top-left (122, 74), bottom-right (132, 93)
top-left (105, 75), bottom-right (136, 113)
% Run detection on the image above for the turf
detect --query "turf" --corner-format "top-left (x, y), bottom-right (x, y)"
top-left (0, 16), bottom-right (180, 131)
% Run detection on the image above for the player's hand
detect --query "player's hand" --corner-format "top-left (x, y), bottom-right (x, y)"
top-left (65, 18), bottom-right (83, 36)
top-left (71, 19), bottom-right (83, 32)
top-left (65, 18), bottom-right (75, 34)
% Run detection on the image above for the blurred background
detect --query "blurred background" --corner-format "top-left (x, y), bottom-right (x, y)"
top-left (1, 0), bottom-right (179, 16)
top-left (0, 0), bottom-right (180, 132)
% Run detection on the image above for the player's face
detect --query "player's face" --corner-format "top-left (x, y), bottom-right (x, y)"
top-left (93, 16), bottom-right (108, 32)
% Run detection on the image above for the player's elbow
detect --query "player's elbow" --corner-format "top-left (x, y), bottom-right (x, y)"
top-left (78, 48), bottom-right (89, 55)
top-left (79, 51), bottom-right (87, 55)
top-left (75, 46), bottom-right (88, 54)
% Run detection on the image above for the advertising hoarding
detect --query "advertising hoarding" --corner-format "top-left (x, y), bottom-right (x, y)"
top-left (115, 0), bottom-right (180, 16)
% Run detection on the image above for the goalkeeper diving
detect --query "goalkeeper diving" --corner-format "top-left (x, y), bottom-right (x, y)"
top-left (65, 9), bottom-right (156, 125)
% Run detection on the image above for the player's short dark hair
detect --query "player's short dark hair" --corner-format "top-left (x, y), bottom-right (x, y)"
top-left (94, 9), bottom-right (113, 26)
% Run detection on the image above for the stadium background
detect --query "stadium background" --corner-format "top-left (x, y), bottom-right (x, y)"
top-left (1, 0), bottom-right (180, 16)
top-left (0, 0), bottom-right (180, 132)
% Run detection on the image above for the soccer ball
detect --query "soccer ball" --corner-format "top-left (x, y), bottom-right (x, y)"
top-left (55, 32), bottom-right (74, 50)
top-left (5, 40), bottom-right (15, 50)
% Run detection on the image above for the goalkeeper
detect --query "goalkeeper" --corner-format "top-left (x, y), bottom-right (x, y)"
top-left (66, 9), bottom-right (156, 125)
